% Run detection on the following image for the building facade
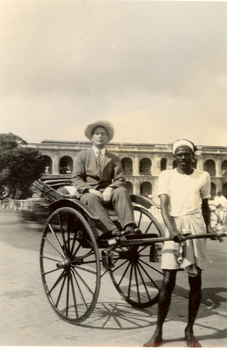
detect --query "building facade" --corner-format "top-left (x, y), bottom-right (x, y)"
top-left (28, 140), bottom-right (227, 201)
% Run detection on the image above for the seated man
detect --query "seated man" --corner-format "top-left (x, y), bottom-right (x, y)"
top-left (213, 191), bottom-right (227, 223)
top-left (72, 120), bottom-right (137, 237)
top-left (213, 191), bottom-right (227, 208)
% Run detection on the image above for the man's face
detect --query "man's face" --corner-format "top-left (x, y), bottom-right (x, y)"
top-left (174, 145), bottom-right (194, 172)
top-left (91, 126), bottom-right (109, 149)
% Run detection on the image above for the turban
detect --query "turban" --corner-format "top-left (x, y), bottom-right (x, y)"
top-left (173, 139), bottom-right (197, 154)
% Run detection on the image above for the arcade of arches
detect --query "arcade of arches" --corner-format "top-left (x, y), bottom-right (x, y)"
top-left (30, 140), bottom-right (227, 201)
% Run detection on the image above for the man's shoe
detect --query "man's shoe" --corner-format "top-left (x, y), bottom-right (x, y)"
top-left (135, 228), bottom-right (142, 234)
top-left (124, 225), bottom-right (135, 235)
top-left (111, 228), bottom-right (122, 237)
top-left (123, 226), bottom-right (142, 236)
top-left (99, 229), bottom-right (121, 239)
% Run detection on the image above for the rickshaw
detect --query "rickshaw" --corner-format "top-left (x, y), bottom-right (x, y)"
top-left (33, 179), bottom-right (225, 325)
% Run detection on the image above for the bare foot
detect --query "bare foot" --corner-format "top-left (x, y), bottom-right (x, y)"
top-left (185, 334), bottom-right (202, 347)
top-left (143, 334), bottom-right (163, 347)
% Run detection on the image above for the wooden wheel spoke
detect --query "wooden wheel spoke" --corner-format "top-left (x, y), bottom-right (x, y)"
top-left (49, 270), bottom-right (66, 295)
top-left (134, 264), bottom-right (141, 303)
top-left (71, 267), bottom-right (95, 296)
top-left (65, 273), bottom-right (70, 316)
top-left (70, 271), bottom-right (78, 318)
top-left (73, 265), bottom-right (97, 276)
top-left (42, 266), bottom-right (61, 276)
top-left (116, 260), bottom-right (131, 287)
top-left (48, 222), bottom-right (65, 255)
top-left (137, 259), bottom-right (160, 289)
top-left (70, 232), bottom-right (79, 256)
top-left (144, 220), bottom-right (152, 233)
top-left (111, 257), bottom-right (129, 274)
top-left (135, 264), bottom-right (152, 301)
top-left (138, 257), bottom-right (163, 276)
top-left (41, 254), bottom-right (62, 263)
top-left (55, 274), bottom-right (67, 308)
top-left (45, 233), bottom-right (65, 259)
top-left (137, 211), bottom-right (142, 228)
top-left (127, 263), bottom-right (134, 299)
top-left (58, 214), bottom-right (68, 252)
top-left (71, 269), bottom-right (89, 310)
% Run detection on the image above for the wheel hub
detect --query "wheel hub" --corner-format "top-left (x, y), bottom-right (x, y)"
top-left (119, 249), bottom-right (139, 262)
top-left (56, 259), bottom-right (71, 269)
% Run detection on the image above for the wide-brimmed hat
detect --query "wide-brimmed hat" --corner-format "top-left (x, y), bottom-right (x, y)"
top-left (84, 120), bottom-right (114, 142)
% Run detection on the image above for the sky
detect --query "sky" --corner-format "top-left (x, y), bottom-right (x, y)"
top-left (0, 0), bottom-right (226, 147)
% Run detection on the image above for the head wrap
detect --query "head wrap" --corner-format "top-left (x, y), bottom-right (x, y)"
top-left (173, 139), bottom-right (197, 154)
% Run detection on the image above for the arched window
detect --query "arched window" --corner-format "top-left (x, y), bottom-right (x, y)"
top-left (222, 160), bottom-right (227, 177)
top-left (43, 155), bottom-right (53, 174)
top-left (204, 159), bottom-right (216, 176)
top-left (125, 181), bottom-right (133, 194)
top-left (139, 158), bottom-right (152, 175)
top-left (161, 158), bottom-right (167, 171)
top-left (210, 182), bottom-right (216, 198)
top-left (222, 183), bottom-right (227, 198)
top-left (121, 157), bottom-right (133, 175)
top-left (140, 182), bottom-right (152, 197)
top-left (59, 156), bottom-right (73, 174)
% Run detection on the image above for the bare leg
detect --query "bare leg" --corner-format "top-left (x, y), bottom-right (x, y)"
top-left (185, 269), bottom-right (202, 347)
top-left (144, 270), bottom-right (177, 347)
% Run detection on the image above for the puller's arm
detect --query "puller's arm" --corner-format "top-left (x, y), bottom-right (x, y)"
top-left (160, 194), bottom-right (184, 243)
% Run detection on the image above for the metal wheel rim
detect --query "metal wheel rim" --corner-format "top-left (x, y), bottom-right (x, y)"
top-left (40, 207), bottom-right (101, 324)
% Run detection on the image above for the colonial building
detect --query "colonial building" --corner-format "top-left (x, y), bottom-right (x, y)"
top-left (28, 140), bottom-right (227, 200)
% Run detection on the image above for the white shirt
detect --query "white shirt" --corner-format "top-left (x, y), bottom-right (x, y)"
top-left (158, 168), bottom-right (211, 217)
top-left (93, 146), bottom-right (105, 169)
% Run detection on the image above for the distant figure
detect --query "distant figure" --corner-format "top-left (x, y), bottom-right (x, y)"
top-left (66, 166), bottom-right (72, 174)
top-left (213, 191), bottom-right (227, 208)
top-left (44, 166), bottom-right (49, 174)
top-left (72, 120), bottom-right (138, 237)
top-left (144, 139), bottom-right (211, 348)
top-left (213, 191), bottom-right (227, 224)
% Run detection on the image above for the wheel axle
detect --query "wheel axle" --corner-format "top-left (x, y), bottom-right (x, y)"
top-left (56, 259), bottom-right (70, 269)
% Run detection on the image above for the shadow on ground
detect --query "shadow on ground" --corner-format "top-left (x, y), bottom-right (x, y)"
top-left (79, 301), bottom-right (157, 330)
top-left (77, 285), bottom-right (227, 332)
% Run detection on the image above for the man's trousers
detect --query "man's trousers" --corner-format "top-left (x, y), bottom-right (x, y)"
top-left (80, 187), bottom-right (135, 233)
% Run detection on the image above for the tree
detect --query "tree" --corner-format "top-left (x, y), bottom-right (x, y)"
top-left (0, 133), bottom-right (45, 199)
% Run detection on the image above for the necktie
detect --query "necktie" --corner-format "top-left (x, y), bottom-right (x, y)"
top-left (96, 150), bottom-right (102, 178)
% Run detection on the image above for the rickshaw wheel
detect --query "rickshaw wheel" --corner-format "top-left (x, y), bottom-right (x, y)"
top-left (40, 207), bottom-right (101, 324)
top-left (210, 210), bottom-right (218, 230)
top-left (109, 205), bottom-right (164, 308)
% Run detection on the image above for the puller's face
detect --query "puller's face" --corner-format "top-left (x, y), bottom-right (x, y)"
top-left (91, 126), bottom-right (109, 149)
top-left (174, 145), bottom-right (194, 172)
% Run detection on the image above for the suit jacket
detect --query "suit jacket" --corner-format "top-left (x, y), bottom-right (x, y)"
top-left (72, 148), bottom-right (125, 197)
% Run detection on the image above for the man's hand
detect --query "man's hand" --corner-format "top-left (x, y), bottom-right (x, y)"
top-left (102, 187), bottom-right (113, 203)
top-left (207, 224), bottom-right (226, 241)
top-left (207, 224), bottom-right (218, 240)
top-left (169, 229), bottom-right (184, 243)
top-left (88, 189), bottom-right (102, 198)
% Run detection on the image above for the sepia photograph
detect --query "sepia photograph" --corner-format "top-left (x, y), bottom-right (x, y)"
top-left (0, 0), bottom-right (227, 348)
